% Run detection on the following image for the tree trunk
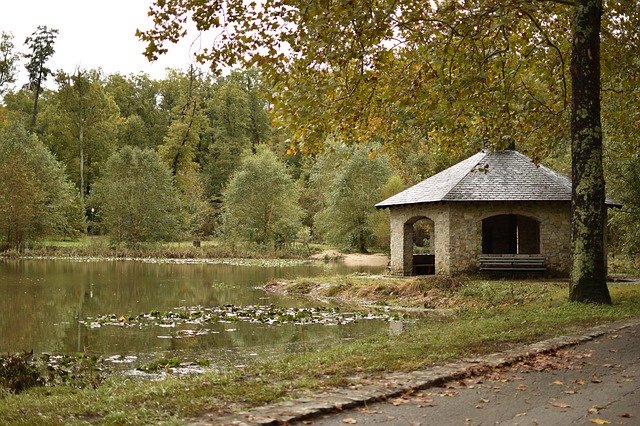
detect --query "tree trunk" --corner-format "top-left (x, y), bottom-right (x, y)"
top-left (79, 124), bottom-right (85, 199)
top-left (569, 0), bottom-right (611, 303)
top-left (30, 72), bottom-right (42, 129)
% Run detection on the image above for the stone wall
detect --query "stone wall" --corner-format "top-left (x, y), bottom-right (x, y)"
top-left (388, 201), bottom-right (571, 276)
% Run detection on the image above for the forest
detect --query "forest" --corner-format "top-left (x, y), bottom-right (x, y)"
top-left (1, 1), bottom-right (639, 261)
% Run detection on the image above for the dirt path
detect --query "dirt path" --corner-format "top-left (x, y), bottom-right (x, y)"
top-left (310, 250), bottom-right (389, 268)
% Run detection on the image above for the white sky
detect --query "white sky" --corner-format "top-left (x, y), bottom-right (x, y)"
top-left (0, 0), bottom-right (207, 86)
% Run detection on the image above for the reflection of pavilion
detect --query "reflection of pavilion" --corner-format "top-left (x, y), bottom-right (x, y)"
top-left (376, 150), bottom-right (620, 277)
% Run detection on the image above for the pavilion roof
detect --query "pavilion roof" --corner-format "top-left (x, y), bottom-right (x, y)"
top-left (376, 150), bottom-right (620, 208)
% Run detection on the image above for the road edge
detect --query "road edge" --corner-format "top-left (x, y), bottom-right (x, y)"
top-left (195, 317), bottom-right (640, 426)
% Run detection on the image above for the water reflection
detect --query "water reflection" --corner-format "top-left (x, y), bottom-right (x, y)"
top-left (0, 259), bottom-right (385, 366)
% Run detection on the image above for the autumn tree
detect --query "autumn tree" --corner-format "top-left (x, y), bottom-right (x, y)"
top-left (0, 121), bottom-right (85, 249)
top-left (89, 146), bottom-right (182, 244)
top-left (24, 26), bottom-right (58, 128)
top-left (139, 0), bottom-right (622, 303)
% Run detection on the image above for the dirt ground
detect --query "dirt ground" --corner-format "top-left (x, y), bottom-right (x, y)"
top-left (310, 249), bottom-right (389, 268)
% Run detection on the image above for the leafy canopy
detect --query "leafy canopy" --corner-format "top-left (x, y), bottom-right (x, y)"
top-left (223, 145), bottom-right (304, 246)
top-left (89, 146), bottom-right (183, 244)
top-left (0, 121), bottom-right (85, 249)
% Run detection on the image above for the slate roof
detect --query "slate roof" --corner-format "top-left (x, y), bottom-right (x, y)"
top-left (376, 150), bottom-right (620, 208)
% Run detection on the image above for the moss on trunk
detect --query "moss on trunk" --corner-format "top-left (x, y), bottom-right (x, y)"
top-left (569, 0), bottom-right (611, 303)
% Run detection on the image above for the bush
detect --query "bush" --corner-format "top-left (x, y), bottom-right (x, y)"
top-left (0, 352), bottom-right (41, 394)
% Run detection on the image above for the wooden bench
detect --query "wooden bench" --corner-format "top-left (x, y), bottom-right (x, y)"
top-left (413, 254), bottom-right (435, 275)
top-left (478, 254), bottom-right (546, 274)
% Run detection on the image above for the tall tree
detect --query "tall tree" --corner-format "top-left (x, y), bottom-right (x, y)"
top-left (139, 0), bottom-right (618, 302)
top-left (223, 145), bottom-right (304, 246)
top-left (0, 31), bottom-right (19, 99)
top-left (314, 145), bottom-right (391, 253)
top-left (42, 70), bottom-right (119, 198)
top-left (24, 26), bottom-right (58, 128)
top-left (89, 146), bottom-right (182, 244)
top-left (568, 0), bottom-right (610, 303)
top-left (159, 66), bottom-right (211, 236)
top-left (0, 121), bottom-right (85, 249)
top-left (105, 73), bottom-right (169, 149)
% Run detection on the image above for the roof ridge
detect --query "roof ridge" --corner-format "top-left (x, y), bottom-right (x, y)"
top-left (442, 151), bottom-right (487, 199)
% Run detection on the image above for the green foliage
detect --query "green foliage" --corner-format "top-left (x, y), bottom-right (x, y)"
top-left (314, 145), bottom-right (391, 253)
top-left (41, 70), bottom-right (119, 198)
top-left (0, 352), bottom-right (107, 394)
top-left (0, 352), bottom-right (41, 394)
top-left (202, 70), bottom-right (274, 200)
top-left (104, 73), bottom-right (169, 149)
top-left (223, 145), bottom-right (304, 246)
top-left (23, 25), bottom-right (58, 127)
top-left (0, 31), bottom-right (18, 98)
top-left (89, 146), bottom-right (183, 244)
top-left (158, 67), bottom-right (212, 236)
top-left (0, 121), bottom-right (85, 249)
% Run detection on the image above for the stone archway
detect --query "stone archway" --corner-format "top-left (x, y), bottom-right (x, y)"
top-left (481, 214), bottom-right (541, 255)
top-left (402, 216), bottom-right (435, 275)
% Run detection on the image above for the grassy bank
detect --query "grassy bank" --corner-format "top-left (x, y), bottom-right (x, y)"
top-left (0, 236), bottom-right (322, 260)
top-left (1, 276), bottom-right (639, 424)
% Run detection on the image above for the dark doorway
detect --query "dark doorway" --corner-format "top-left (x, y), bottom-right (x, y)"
top-left (406, 217), bottom-right (435, 275)
top-left (482, 214), bottom-right (540, 254)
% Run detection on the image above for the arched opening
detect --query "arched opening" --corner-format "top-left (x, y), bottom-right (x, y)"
top-left (403, 216), bottom-right (435, 275)
top-left (481, 214), bottom-right (540, 254)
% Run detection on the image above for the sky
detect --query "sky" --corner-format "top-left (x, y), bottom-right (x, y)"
top-left (0, 0), bottom-right (206, 86)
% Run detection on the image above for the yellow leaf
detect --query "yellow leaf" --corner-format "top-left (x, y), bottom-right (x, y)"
top-left (342, 418), bottom-right (357, 424)
top-left (590, 419), bottom-right (610, 425)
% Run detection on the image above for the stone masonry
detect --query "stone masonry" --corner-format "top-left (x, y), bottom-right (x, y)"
top-left (389, 201), bottom-right (571, 276)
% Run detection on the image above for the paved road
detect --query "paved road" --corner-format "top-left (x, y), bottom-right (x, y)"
top-left (308, 323), bottom-right (640, 426)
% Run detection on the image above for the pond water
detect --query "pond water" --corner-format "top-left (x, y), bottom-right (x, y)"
top-left (0, 258), bottom-right (387, 370)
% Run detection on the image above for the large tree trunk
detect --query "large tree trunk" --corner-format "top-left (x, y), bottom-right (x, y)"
top-left (569, 0), bottom-right (611, 303)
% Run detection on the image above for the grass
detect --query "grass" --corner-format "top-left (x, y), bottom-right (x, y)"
top-left (1, 278), bottom-right (639, 425)
top-left (1, 236), bottom-right (324, 260)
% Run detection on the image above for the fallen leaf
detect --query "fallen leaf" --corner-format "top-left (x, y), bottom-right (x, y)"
top-left (620, 413), bottom-right (632, 418)
top-left (589, 419), bottom-right (610, 425)
top-left (576, 379), bottom-right (586, 385)
top-left (517, 384), bottom-right (527, 391)
top-left (609, 349), bottom-right (618, 353)
top-left (551, 402), bottom-right (572, 409)
top-left (343, 418), bottom-right (357, 424)
top-left (475, 404), bottom-right (483, 409)
top-left (609, 334), bottom-right (620, 339)
top-left (552, 380), bottom-right (564, 385)
top-left (588, 407), bottom-right (600, 414)
top-left (515, 412), bottom-right (527, 417)
top-left (417, 403), bottom-right (437, 408)
top-left (591, 377), bottom-right (603, 384)
top-left (479, 398), bottom-right (489, 403)
top-left (563, 390), bottom-right (577, 395)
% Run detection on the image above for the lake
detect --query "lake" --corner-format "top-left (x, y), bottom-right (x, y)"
top-left (0, 258), bottom-right (387, 370)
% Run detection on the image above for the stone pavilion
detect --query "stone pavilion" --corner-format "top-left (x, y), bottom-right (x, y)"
top-left (375, 150), bottom-right (620, 276)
